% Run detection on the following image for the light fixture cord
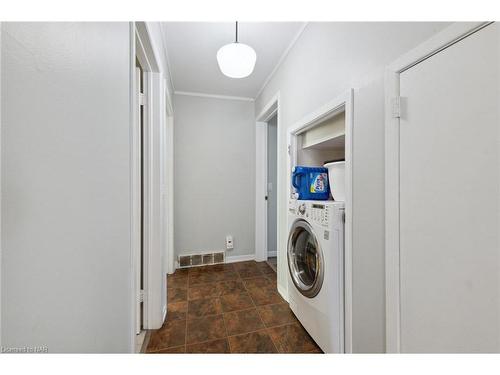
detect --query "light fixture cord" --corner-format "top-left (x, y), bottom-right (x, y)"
top-left (235, 21), bottom-right (238, 43)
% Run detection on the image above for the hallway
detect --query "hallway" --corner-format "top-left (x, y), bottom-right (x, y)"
top-left (1, 17), bottom-right (499, 362)
top-left (145, 261), bottom-right (322, 353)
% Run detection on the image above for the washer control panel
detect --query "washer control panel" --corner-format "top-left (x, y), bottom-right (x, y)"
top-left (290, 200), bottom-right (330, 227)
top-left (309, 203), bottom-right (330, 227)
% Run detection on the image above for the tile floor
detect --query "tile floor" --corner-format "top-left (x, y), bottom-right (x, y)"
top-left (266, 257), bottom-right (277, 272)
top-left (146, 260), bottom-right (322, 354)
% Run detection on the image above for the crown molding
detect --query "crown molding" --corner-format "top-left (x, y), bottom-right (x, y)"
top-left (254, 22), bottom-right (308, 100)
top-left (158, 22), bottom-right (176, 93)
top-left (174, 91), bottom-right (255, 102)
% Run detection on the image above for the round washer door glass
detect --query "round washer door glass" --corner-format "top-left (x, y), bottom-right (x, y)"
top-left (287, 220), bottom-right (324, 298)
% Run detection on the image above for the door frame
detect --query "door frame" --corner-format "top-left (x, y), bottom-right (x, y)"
top-left (384, 21), bottom-right (492, 353)
top-left (164, 82), bottom-right (175, 276)
top-left (131, 22), bottom-right (171, 347)
top-left (287, 89), bottom-right (354, 353)
top-left (255, 92), bottom-right (280, 264)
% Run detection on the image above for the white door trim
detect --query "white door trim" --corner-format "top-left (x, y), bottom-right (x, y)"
top-left (384, 21), bottom-right (492, 353)
top-left (165, 82), bottom-right (175, 275)
top-left (142, 70), bottom-right (164, 330)
top-left (287, 89), bottom-right (354, 353)
top-left (255, 93), bottom-right (280, 264)
top-left (132, 22), bottom-right (167, 342)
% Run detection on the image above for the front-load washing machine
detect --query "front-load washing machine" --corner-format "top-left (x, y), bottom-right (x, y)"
top-left (287, 199), bottom-right (345, 353)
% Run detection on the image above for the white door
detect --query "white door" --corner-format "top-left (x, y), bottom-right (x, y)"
top-left (398, 23), bottom-right (499, 352)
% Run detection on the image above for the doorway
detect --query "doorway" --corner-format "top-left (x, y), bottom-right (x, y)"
top-left (255, 96), bottom-right (278, 264)
top-left (266, 114), bottom-right (278, 271)
top-left (255, 93), bottom-right (288, 298)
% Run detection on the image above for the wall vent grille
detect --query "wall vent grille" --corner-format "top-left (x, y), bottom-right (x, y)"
top-left (178, 251), bottom-right (225, 268)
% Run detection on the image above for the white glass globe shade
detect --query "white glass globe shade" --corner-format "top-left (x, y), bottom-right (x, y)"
top-left (216, 42), bottom-right (257, 78)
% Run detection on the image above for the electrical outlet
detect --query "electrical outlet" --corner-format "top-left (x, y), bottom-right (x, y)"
top-left (226, 235), bottom-right (234, 250)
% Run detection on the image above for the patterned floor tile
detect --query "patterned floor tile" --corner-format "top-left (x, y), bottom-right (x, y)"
top-left (219, 292), bottom-right (254, 312)
top-left (267, 323), bottom-right (322, 353)
top-left (247, 287), bottom-right (284, 306)
top-left (187, 297), bottom-right (223, 319)
top-left (167, 276), bottom-right (188, 289)
top-left (188, 282), bottom-right (221, 300)
top-left (186, 339), bottom-right (230, 353)
top-left (150, 345), bottom-right (186, 353)
top-left (147, 320), bottom-right (186, 352)
top-left (257, 303), bottom-right (298, 327)
top-left (243, 276), bottom-right (274, 290)
top-left (166, 301), bottom-right (188, 321)
top-left (167, 288), bottom-right (188, 303)
top-left (228, 330), bottom-right (277, 353)
top-left (186, 315), bottom-right (226, 345)
top-left (224, 308), bottom-right (264, 336)
top-left (146, 261), bottom-right (321, 354)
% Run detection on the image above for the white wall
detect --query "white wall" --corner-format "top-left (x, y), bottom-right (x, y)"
top-left (255, 22), bottom-right (450, 353)
top-left (1, 22), bottom-right (132, 352)
top-left (173, 94), bottom-right (255, 260)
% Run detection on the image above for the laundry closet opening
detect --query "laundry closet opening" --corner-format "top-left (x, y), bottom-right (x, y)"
top-left (287, 90), bottom-right (354, 352)
top-left (294, 110), bottom-right (346, 180)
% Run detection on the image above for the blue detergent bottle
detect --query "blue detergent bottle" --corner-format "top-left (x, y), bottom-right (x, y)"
top-left (291, 166), bottom-right (330, 200)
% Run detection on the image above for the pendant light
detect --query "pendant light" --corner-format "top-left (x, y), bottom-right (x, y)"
top-left (217, 22), bottom-right (257, 79)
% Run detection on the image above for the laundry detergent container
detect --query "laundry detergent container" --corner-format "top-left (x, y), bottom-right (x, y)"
top-left (324, 161), bottom-right (345, 201)
top-left (292, 166), bottom-right (330, 200)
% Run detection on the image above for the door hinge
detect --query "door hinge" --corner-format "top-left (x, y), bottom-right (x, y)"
top-left (391, 96), bottom-right (401, 118)
top-left (138, 93), bottom-right (146, 106)
top-left (287, 144), bottom-right (291, 154)
top-left (139, 289), bottom-right (145, 303)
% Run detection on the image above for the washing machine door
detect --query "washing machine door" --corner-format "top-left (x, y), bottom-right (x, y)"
top-left (287, 219), bottom-right (324, 298)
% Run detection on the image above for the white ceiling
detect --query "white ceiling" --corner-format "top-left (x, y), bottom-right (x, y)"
top-left (161, 22), bottom-right (305, 99)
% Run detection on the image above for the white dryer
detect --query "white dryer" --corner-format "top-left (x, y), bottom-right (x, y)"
top-left (287, 199), bottom-right (344, 353)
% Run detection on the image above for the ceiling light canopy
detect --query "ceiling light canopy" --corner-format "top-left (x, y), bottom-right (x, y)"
top-left (217, 22), bottom-right (256, 79)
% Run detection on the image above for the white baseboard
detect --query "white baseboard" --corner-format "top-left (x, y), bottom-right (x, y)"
top-left (225, 253), bottom-right (255, 263)
top-left (267, 250), bottom-right (277, 257)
